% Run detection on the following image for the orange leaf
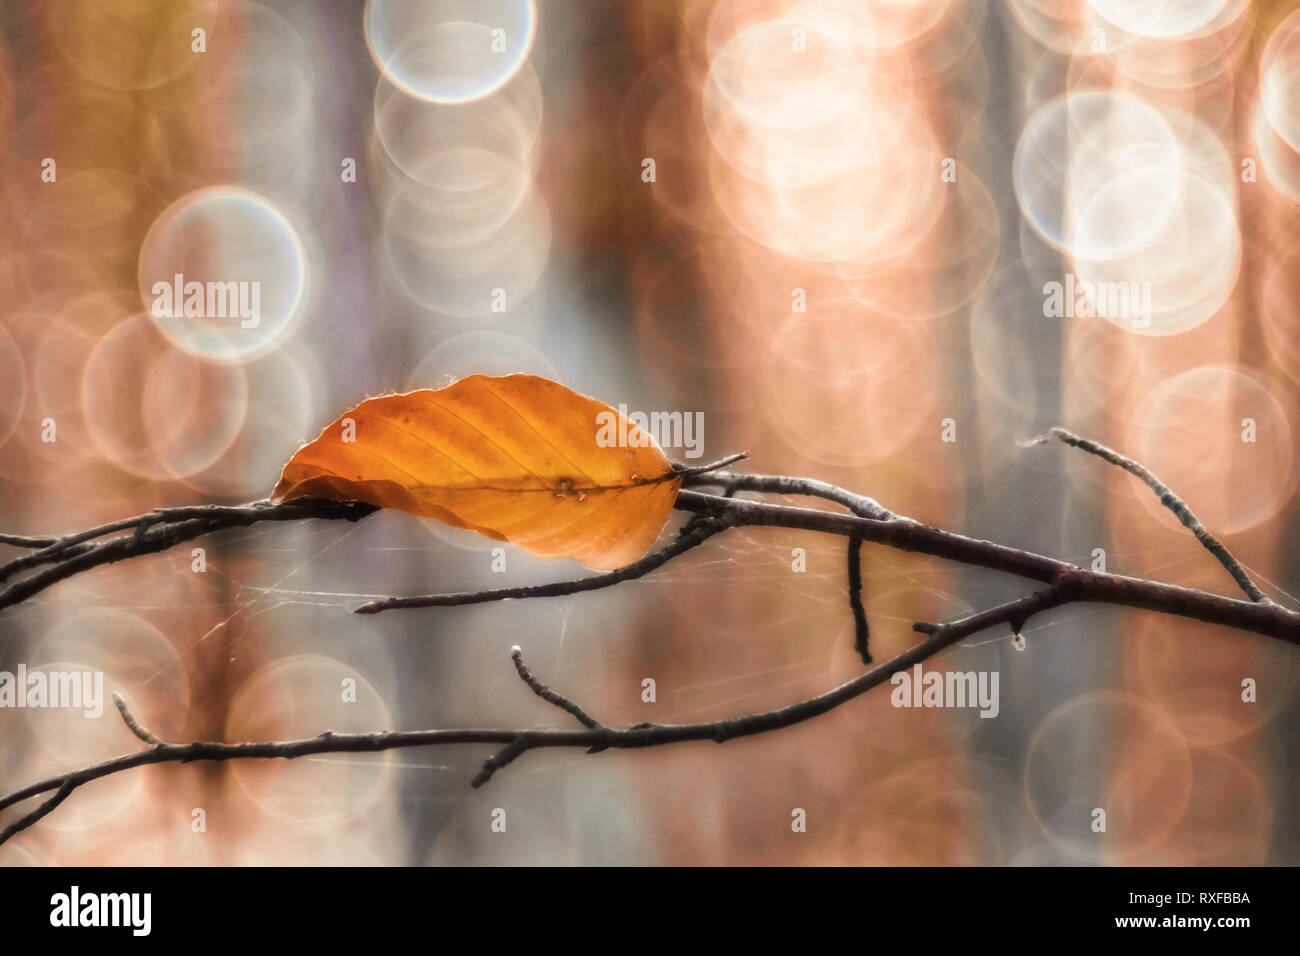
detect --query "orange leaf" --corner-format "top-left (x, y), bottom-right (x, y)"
top-left (271, 374), bottom-right (682, 571)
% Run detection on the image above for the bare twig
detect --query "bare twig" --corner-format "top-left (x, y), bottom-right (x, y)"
top-left (914, 581), bottom-right (1074, 642)
top-left (684, 469), bottom-right (887, 662)
top-left (0, 499), bottom-right (377, 608)
top-left (670, 492), bottom-right (1300, 643)
top-left (0, 498), bottom-right (378, 584)
top-left (356, 466), bottom-right (887, 656)
top-left (0, 631), bottom-right (998, 846)
top-left (508, 645), bottom-right (603, 731)
top-left (0, 532), bottom-right (58, 549)
top-left (470, 737), bottom-right (530, 788)
top-left (472, 647), bottom-right (608, 785)
top-left (682, 469), bottom-right (894, 520)
top-left (0, 780), bottom-right (76, 847)
top-left (1030, 427), bottom-right (1270, 604)
top-left (354, 513), bottom-right (728, 614)
top-left (671, 451), bottom-right (750, 479)
top-left (3, 458), bottom-right (1298, 643)
top-left (113, 693), bottom-right (162, 745)
top-left (2, 429), bottom-right (1299, 848)
top-left (847, 535), bottom-right (869, 662)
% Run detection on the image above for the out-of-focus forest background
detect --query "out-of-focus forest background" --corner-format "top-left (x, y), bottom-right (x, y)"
top-left (1, 0), bottom-right (1298, 864)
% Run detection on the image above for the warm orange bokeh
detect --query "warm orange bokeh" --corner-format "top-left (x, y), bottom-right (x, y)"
top-left (0, 0), bottom-right (1296, 865)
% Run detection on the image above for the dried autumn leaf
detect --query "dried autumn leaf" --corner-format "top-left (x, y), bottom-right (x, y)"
top-left (271, 374), bottom-right (682, 571)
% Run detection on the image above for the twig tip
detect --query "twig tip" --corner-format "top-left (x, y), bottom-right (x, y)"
top-left (672, 451), bottom-right (749, 479)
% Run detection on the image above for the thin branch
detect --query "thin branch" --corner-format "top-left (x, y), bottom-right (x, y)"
top-left (2, 428), bottom-right (1296, 849)
top-left (0, 532), bottom-right (58, 549)
top-left (113, 693), bottom-right (162, 746)
top-left (473, 647), bottom-right (608, 785)
top-left (684, 469), bottom-right (887, 662)
top-left (847, 535), bottom-right (869, 663)
top-left (3, 465), bottom-right (1298, 645)
top-left (353, 513), bottom-right (727, 614)
top-left (690, 470), bottom-right (888, 667)
top-left (0, 498), bottom-right (377, 583)
top-left (0, 629), bottom-right (1002, 846)
top-left (0, 780), bottom-right (76, 847)
top-left (3, 512), bottom-right (175, 578)
top-left (356, 468), bottom-right (886, 653)
top-left (913, 582), bottom-right (1074, 643)
top-left (1031, 427), bottom-right (1270, 604)
top-left (671, 451), bottom-right (750, 479)
top-left (470, 737), bottom-right (530, 788)
top-left (670, 492), bottom-right (1300, 644)
top-left (508, 645), bottom-right (603, 731)
top-left (0, 499), bottom-right (377, 609)
top-left (683, 469), bottom-right (894, 520)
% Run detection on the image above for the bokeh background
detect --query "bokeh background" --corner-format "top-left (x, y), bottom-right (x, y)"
top-left (1, 0), bottom-right (1299, 865)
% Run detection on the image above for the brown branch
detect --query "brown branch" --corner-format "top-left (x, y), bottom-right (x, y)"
top-left (913, 584), bottom-right (1073, 642)
top-left (0, 620), bottom-right (1014, 846)
top-left (472, 647), bottom-right (607, 785)
top-left (0, 499), bottom-right (377, 609)
top-left (847, 534), bottom-right (869, 663)
top-left (2, 424), bottom-right (1300, 842)
top-left (1, 780), bottom-right (77, 847)
top-left (682, 469), bottom-right (887, 662)
top-left (0, 532), bottom-right (58, 549)
top-left (671, 451), bottom-right (750, 479)
top-left (114, 693), bottom-right (162, 746)
top-left (469, 737), bottom-right (530, 788)
top-left (2, 449), bottom-right (1297, 643)
top-left (682, 469), bottom-right (894, 520)
top-left (354, 512), bottom-right (728, 614)
top-left (1029, 427), bottom-right (1270, 604)
top-left (508, 645), bottom-right (604, 731)
top-left (2, 429), bottom-right (1298, 847)
top-left (669, 493), bottom-right (1300, 643)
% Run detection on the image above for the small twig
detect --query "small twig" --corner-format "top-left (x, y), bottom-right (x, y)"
top-left (509, 646), bottom-right (603, 730)
top-left (470, 736), bottom-right (530, 788)
top-left (0, 498), bottom-right (377, 584)
top-left (0, 780), bottom-right (76, 847)
top-left (672, 492), bottom-right (1300, 643)
top-left (847, 535), bottom-right (869, 663)
top-left (0, 632), bottom-right (997, 844)
top-left (682, 470), bottom-right (894, 520)
top-left (354, 513), bottom-right (727, 614)
top-left (0, 430), bottom-right (1296, 850)
top-left (671, 451), bottom-right (749, 479)
top-left (113, 693), bottom-right (161, 746)
top-left (913, 581), bottom-right (1075, 643)
top-left (1030, 427), bottom-right (1270, 604)
top-left (0, 499), bottom-right (377, 610)
top-left (0, 510), bottom-right (211, 583)
top-left (682, 470), bottom-right (887, 662)
top-left (4, 475), bottom-right (1297, 644)
top-left (0, 532), bottom-right (58, 549)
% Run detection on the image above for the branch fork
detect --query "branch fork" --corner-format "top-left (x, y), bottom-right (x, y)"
top-left (0, 428), bottom-right (1295, 847)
